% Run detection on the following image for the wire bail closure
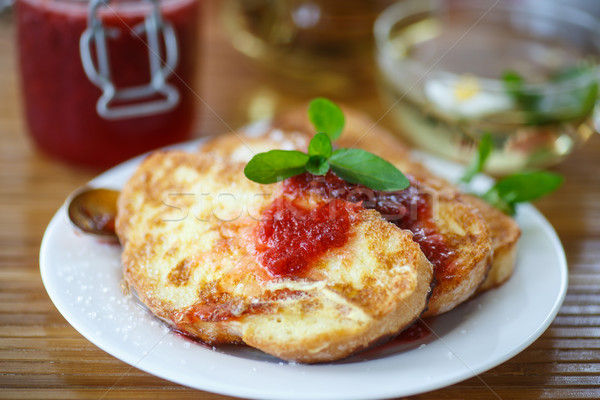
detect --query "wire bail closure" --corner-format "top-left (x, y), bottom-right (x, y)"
top-left (80, 0), bottom-right (180, 120)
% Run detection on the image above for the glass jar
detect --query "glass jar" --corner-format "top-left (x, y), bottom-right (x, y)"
top-left (16, 0), bottom-right (201, 168)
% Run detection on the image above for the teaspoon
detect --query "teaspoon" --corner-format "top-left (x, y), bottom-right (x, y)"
top-left (66, 187), bottom-right (120, 242)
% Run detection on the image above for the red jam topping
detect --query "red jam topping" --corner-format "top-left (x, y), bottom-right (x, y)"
top-left (256, 198), bottom-right (360, 278)
top-left (175, 288), bottom-right (306, 324)
top-left (283, 172), bottom-right (455, 273)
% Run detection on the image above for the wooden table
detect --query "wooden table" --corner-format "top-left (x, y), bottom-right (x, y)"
top-left (1, 1), bottom-right (599, 399)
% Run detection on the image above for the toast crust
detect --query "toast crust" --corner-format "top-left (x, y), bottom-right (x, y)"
top-left (463, 195), bottom-right (521, 292)
top-left (116, 151), bottom-right (434, 362)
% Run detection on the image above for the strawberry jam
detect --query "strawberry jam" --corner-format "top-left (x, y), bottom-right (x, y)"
top-left (16, 0), bottom-right (200, 168)
top-left (283, 172), bottom-right (455, 273)
top-left (256, 198), bottom-right (360, 278)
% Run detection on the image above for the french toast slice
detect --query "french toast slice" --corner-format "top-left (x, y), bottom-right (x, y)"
top-left (204, 112), bottom-right (493, 317)
top-left (116, 151), bottom-right (434, 363)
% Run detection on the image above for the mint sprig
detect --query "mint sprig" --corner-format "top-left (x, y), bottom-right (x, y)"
top-left (244, 98), bottom-right (409, 191)
top-left (482, 172), bottom-right (564, 215)
top-left (460, 134), bottom-right (563, 215)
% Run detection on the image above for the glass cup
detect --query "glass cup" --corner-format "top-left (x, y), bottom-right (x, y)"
top-left (374, 0), bottom-right (600, 175)
top-left (222, 0), bottom-right (395, 97)
top-left (16, 0), bottom-right (201, 168)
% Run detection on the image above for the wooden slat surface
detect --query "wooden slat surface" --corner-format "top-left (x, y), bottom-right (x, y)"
top-left (1, 1), bottom-right (599, 399)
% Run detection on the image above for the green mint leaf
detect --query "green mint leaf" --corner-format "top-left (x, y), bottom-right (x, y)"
top-left (492, 171), bottom-right (564, 203)
top-left (461, 132), bottom-right (493, 183)
top-left (305, 155), bottom-right (330, 176)
top-left (244, 150), bottom-right (309, 184)
top-left (482, 171), bottom-right (563, 215)
top-left (579, 81), bottom-right (598, 117)
top-left (502, 70), bottom-right (542, 120)
top-left (308, 98), bottom-right (345, 140)
top-left (308, 132), bottom-right (333, 158)
top-left (329, 148), bottom-right (409, 191)
top-left (502, 70), bottom-right (523, 85)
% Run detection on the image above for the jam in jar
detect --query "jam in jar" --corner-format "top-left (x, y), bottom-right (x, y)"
top-left (16, 0), bottom-right (201, 168)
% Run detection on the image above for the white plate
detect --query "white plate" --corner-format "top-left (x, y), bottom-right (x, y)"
top-left (40, 140), bottom-right (567, 400)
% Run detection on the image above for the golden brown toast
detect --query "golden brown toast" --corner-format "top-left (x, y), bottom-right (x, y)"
top-left (116, 151), bottom-right (434, 363)
top-left (205, 110), bottom-right (494, 317)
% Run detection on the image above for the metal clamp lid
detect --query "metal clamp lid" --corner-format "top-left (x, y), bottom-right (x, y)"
top-left (79, 0), bottom-right (180, 120)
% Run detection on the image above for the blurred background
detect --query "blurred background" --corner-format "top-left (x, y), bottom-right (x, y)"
top-left (221, 0), bottom-right (600, 174)
top-left (3, 0), bottom-right (600, 172)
